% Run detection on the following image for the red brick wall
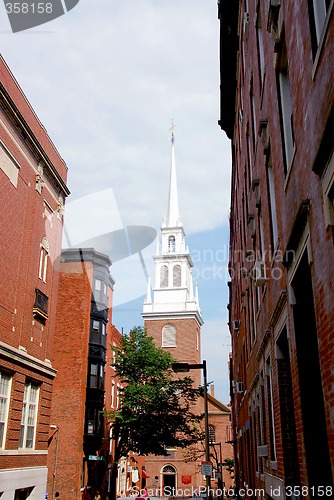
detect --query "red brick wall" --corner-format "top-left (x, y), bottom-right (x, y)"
top-left (47, 261), bottom-right (93, 496)
top-left (222, 0), bottom-right (334, 493)
top-left (0, 55), bottom-right (68, 477)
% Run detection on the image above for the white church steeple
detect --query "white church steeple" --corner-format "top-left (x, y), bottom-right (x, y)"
top-left (142, 125), bottom-right (203, 327)
top-left (166, 123), bottom-right (181, 228)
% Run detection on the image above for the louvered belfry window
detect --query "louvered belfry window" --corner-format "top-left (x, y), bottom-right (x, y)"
top-left (173, 264), bottom-right (181, 287)
top-left (162, 324), bottom-right (176, 347)
top-left (160, 265), bottom-right (168, 287)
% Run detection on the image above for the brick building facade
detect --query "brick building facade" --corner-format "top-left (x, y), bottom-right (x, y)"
top-left (46, 248), bottom-right (122, 499)
top-left (0, 56), bottom-right (70, 498)
top-left (218, 1), bottom-right (333, 498)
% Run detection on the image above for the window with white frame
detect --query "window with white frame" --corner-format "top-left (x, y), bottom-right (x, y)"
top-left (38, 237), bottom-right (49, 282)
top-left (266, 357), bottom-right (277, 462)
top-left (0, 371), bottom-right (12, 449)
top-left (321, 149), bottom-right (334, 231)
top-left (209, 425), bottom-right (216, 443)
top-left (95, 279), bottom-right (102, 292)
top-left (267, 155), bottom-right (279, 248)
top-left (19, 381), bottom-right (39, 449)
top-left (256, 7), bottom-right (265, 86)
top-left (111, 381), bottom-right (115, 408)
top-left (309, 0), bottom-right (332, 48)
top-left (277, 44), bottom-right (295, 172)
top-left (162, 324), bottom-right (176, 347)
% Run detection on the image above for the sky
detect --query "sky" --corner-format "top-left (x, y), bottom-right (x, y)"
top-left (1, 0), bottom-right (232, 403)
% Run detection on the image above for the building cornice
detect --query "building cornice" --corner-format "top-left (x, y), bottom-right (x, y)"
top-left (0, 341), bottom-right (57, 378)
top-left (141, 310), bottom-right (204, 327)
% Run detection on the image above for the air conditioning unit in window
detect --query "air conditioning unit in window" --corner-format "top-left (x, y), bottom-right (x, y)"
top-left (257, 445), bottom-right (268, 457)
top-left (244, 12), bottom-right (249, 37)
top-left (233, 320), bottom-right (240, 331)
top-left (253, 260), bottom-right (267, 286)
top-left (232, 382), bottom-right (244, 394)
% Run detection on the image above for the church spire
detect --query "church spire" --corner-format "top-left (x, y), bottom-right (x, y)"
top-left (166, 123), bottom-right (181, 228)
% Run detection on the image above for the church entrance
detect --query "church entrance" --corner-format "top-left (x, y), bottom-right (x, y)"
top-left (161, 465), bottom-right (176, 496)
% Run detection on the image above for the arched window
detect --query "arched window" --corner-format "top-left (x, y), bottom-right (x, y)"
top-left (209, 425), bottom-right (216, 443)
top-left (38, 237), bottom-right (49, 283)
top-left (162, 464), bottom-right (176, 474)
top-left (168, 235), bottom-right (176, 252)
top-left (162, 324), bottom-right (176, 347)
top-left (160, 265), bottom-right (168, 288)
top-left (173, 265), bottom-right (181, 287)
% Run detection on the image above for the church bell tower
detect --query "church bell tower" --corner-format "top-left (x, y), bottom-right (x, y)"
top-left (142, 125), bottom-right (203, 379)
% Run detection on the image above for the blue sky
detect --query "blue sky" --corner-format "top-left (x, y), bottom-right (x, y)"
top-left (1, 0), bottom-right (232, 402)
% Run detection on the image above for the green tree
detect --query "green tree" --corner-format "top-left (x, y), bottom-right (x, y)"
top-left (222, 458), bottom-right (234, 478)
top-left (106, 326), bottom-right (203, 499)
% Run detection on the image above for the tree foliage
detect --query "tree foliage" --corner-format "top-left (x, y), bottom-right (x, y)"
top-left (106, 326), bottom-right (204, 461)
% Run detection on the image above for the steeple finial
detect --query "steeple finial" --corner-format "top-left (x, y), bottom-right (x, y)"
top-left (169, 120), bottom-right (175, 144)
top-left (166, 122), bottom-right (181, 227)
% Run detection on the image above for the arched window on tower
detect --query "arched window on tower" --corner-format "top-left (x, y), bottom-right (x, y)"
top-left (162, 324), bottom-right (176, 347)
top-left (38, 237), bottom-right (49, 283)
top-left (160, 265), bottom-right (168, 288)
top-left (168, 235), bottom-right (176, 252)
top-left (173, 264), bottom-right (181, 287)
top-left (209, 425), bottom-right (216, 444)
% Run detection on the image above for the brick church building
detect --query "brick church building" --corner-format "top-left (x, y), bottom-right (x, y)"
top-left (142, 127), bottom-right (233, 495)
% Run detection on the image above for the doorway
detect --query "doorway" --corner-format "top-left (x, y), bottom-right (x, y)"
top-left (161, 465), bottom-right (176, 496)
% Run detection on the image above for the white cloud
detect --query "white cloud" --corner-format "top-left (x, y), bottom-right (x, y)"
top-left (1, 0), bottom-right (232, 399)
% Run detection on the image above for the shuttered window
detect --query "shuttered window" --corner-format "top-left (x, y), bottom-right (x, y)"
top-left (162, 324), bottom-right (176, 347)
top-left (173, 265), bottom-right (181, 287)
top-left (160, 265), bottom-right (168, 287)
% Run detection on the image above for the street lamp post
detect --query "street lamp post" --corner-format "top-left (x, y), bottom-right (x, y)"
top-left (172, 360), bottom-right (211, 498)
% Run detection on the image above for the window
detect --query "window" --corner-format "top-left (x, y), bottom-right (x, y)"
top-left (93, 278), bottom-right (108, 304)
top-left (168, 235), bottom-right (176, 252)
top-left (90, 319), bottom-right (106, 347)
top-left (0, 371), bottom-right (12, 449)
top-left (209, 425), bottom-right (216, 443)
top-left (90, 364), bottom-right (98, 388)
top-left (89, 363), bottom-right (104, 389)
top-left (111, 381), bottom-right (115, 408)
top-left (162, 324), bottom-right (176, 347)
top-left (277, 43), bottom-right (295, 172)
top-left (173, 265), bottom-right (181, 287)
top-left (19, 382), bottom-right (39, 449)
top-left (266, 358), bottom-right (277, 462)
top-left (258, 211), bottom-right (265, 259)
top-left (256, 7), bottom-right (265, 86)
top-left (309, 0), bottom-right (332, 53)
top-left (0, 142), bottom-right (19, 187)
top-left (250, 83), bottom-right (257, 149)
top-left (160, 265), bottom-right (168, 288)
top-left (321, 149), bottom-right (334, 233)
top-left (38, 237), bottom-right (49, 282)
top-left (267, 155), bottom-right (279, 248)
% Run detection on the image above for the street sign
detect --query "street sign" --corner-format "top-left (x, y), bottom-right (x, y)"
top-left (88, 455), bottom-right (104, 461)
top-left (201, 461), bottom-right (213, 476)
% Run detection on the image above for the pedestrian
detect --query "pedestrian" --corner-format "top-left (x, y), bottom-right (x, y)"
top-left (94, 491), bottom-right (101, 500)
top-left (55, 492), bottom-right (61, 500)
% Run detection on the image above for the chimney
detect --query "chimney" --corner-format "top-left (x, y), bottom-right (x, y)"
top-left (210, 384), bottom-right (215, 397)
